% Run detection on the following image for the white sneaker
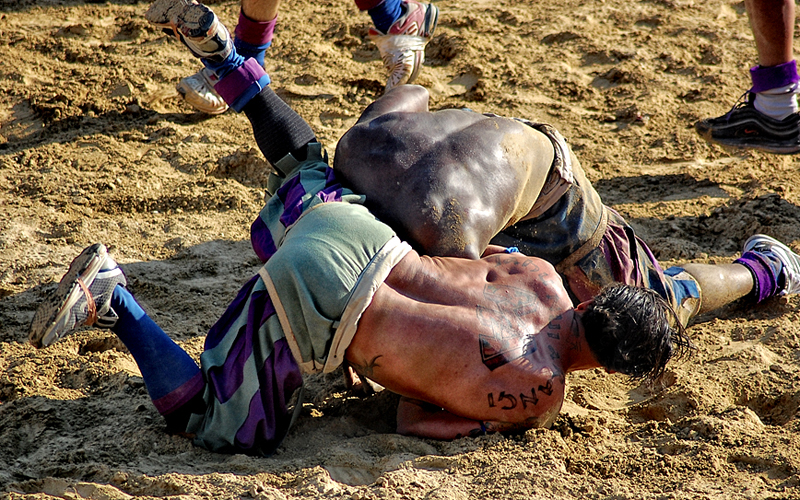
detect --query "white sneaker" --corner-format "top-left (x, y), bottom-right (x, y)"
top-left (743, 234), bottom-right (800, 295)
top-left (367, 0), bottom-right (439, 90)
top-left (177, 68), bottom-right (228, 114)
top-left (29, 243), bottom-right (127, 348)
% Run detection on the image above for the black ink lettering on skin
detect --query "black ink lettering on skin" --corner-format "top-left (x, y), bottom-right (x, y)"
top-left (520, 388), bottom-right (538, 408)
top-left (547, 344), bottom-right (560, 360)
top-left (566, 314), bottom-right (582, 352)
top-left (546, 321), bottom-right (561, 340)
top-left (498, 391), bottom-right (517, 410)
top-left (538, 379), bottom-right (554, 396)
top-left (488, 393), bottom-right (496, 408)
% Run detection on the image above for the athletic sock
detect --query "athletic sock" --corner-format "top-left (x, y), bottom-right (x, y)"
top-left (242, 86), bottom-right (317, 169)
top-left (750, 60), bottom-right (800, 120)
top-left (110, 286), bottom-right (204, 416)
top-left (734, 251), bottom-right (785, 303)
top-left (367, 0), bottom-right (404, 33)
top-left (754, 84), bottom-right (799, 121)
top-left (234, 10), bottom-right (277, 67)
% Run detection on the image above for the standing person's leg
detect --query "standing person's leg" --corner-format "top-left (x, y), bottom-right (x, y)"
top-left (176, 0), bottom-right (280, 114)
top-left (147, 0), bottom-right (316, 172)
top-left (356, 0), bottom-right (439, 90)
top-left (695, 0), bottom-right (800, 154)
top-left (29, 244), bottom-right (205, 432)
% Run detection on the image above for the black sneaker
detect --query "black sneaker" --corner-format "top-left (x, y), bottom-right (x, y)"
top-left (695, 92), bottom-right (800, 154)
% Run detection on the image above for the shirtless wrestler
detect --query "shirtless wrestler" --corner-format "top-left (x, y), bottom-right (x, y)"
top-left (27, 0), bottom-right (694, 455)
top-left (333, 84), bottom-right (800, 328)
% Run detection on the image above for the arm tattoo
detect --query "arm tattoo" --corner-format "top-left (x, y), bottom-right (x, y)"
top-left (350, 355), bottom-right (383, 379)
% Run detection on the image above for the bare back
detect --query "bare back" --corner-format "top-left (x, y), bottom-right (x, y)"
top-left (346, 250), bottom-right (579, 427)
top-left (334, 86), bottom-right (555, 259)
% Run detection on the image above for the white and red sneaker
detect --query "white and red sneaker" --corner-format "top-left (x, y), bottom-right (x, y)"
top-left (368, 0), bottom-right (439, 90)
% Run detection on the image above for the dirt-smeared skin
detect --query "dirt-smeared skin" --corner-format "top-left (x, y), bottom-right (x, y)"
top-left (1, 0), bottom-right (799, 497)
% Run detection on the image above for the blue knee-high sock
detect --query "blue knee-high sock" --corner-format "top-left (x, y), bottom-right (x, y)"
top-left (110, 286), bottom-right (201, 402)
top-left (369, 0), bottom-right (404, 33)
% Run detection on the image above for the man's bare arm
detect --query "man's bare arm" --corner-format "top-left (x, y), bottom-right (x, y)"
top-left (396, 397), bottom-right (554, 439)
top-left (396, 397), bottom-right (485, 439)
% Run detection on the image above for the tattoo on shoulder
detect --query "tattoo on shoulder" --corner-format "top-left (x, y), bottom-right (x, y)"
top-left (477, 283), bottom-right (541, 370)
top-left (545, 319), bottom-right (561, 339)
top-left (565, 314), bottom-right (582, 352)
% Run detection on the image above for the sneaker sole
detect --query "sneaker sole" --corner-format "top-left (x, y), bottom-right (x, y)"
top-left (707, 139), bottom-right (800, 155)
top-left (699, 135), bottom-right (800, 155)
top-left (145, 0), bottom-right (196, 28)
top-left (695, 118), bottom-right (800, 155)
top-left (176, 3), bottom-right (216, 39)
top-left (29, 243), bottom-right (108, 348)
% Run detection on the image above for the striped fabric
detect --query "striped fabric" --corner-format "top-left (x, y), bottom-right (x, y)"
top-left (183, 143), bottom-right (387, 456)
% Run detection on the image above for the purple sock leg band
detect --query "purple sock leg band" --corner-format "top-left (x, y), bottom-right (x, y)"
top-left (750, 60), bottom-right (800, 93)
top-left (735, 251), bottom-right (780, 302)
top-left (355, 0), bottom-right (385, 11)
top-left (234, 10), bottom-right (277, 46)
top-left (214, 57), bottom-right (267, 105)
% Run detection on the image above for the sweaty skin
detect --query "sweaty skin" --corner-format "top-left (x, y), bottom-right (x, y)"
top-left (334, 85), bottom-right (555, 259)
top-left (335, 85), bottom-right (756, 316)
top-left (345, 247), bottom-right (603, 439)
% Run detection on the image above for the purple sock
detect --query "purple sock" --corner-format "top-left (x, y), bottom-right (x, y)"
top-left (213, 57), bottom-right (271, 112)
top-left (234, 10), bottom-right (277, 67)
top-left (355, 0), bottom-right (387, 11)
top-left (734, 251), bottom-right (784, 302)
top-left (750, 60), bottom-right (800, 93)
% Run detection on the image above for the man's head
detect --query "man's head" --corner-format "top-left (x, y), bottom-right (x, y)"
top-left (579, 284), bottom-right (692, 381)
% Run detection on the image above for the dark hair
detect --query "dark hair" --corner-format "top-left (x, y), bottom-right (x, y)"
top-left (581, 284), bottom-right (693, 381)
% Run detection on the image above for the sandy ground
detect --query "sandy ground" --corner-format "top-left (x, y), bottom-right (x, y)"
top-left (2, 0), bottom-right (800, 498)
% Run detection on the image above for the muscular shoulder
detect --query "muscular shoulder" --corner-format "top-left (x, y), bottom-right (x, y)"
top-left (481, 253), bottom-right (571, 306)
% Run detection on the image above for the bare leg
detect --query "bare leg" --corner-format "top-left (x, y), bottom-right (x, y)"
top-left (745, 0), bottom-right (794, 67)
top-left (682, 263), bottom-right (754, 314)
top-left (242, 0), bottom-right (280, 22)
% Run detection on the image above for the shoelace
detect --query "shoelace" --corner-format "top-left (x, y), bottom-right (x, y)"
top-left (76, 277), bottom-right (98, 326)
top-left (724, 90), bottom-right (753, 122)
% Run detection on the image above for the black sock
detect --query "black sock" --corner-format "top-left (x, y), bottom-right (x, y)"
top-left (243, 87), bottom-right (317, 173)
